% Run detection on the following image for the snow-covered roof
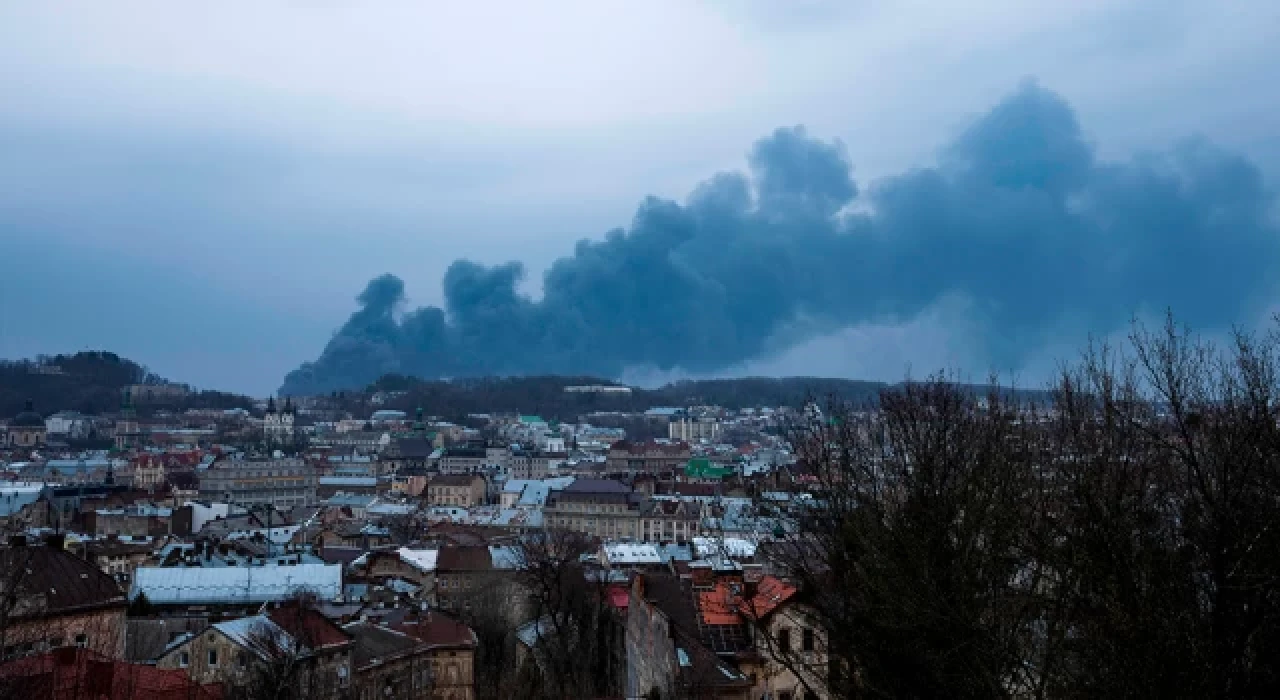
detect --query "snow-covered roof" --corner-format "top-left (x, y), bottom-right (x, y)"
top-left (131, 563), bottom-right (342, 604)
top-left (603, 542), bottom-right (661, 565)
top-left (691, 536), bottom-right (757, 560)
top-left (396, 547), bottom-right (438, 573)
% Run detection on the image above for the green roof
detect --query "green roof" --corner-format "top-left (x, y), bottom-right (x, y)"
top-left (520, 415), bottom-right (545, 424)
top-left (685, 457), bottom-right (733, 479)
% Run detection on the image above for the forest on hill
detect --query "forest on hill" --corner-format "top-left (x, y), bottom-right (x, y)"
top-left (0, 351), bottom-right (252, 418)
top-left (363, 374), bottom-right (888, 422)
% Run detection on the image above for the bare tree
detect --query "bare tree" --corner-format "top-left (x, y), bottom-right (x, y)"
top-left (510, 529), bottom-right (625, 700)
top-left (761, 314), bottom-right (1280, 698)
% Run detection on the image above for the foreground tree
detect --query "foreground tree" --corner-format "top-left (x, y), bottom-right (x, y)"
top-left (767, 314), bottom-right (1280, 698)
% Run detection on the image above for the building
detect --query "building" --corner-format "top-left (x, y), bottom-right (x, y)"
top-left (85, 504), bottom-right (173, 538)
top-left (114, 390), bottom-right (143, 451)
top-left (130, 563), bottom-right (343, 608)
top-left (6, 399), bottom-right (47, 448)
top-left (263, 397), bottom-right (298, 447)
top-left (0, 536), bottom-right (129, 660)
top-left (0, 483), bottom-right (48, 528)
top-left (44, 411), bottom-right (91, 440)
top-left (156, 603), bottom-right (353, 700)
top-left (198, 457), bottom-right (317, 508)
top-left (639, 499), bottom-right (702, 544)
top-left (389, 614), bottom-right (478, 700)
top-left (0, 648), bottom-right (222, 700)
top-left (543, 479), bottom-right (641, 540)
top-left (437, 447), bottom-right (487, 474)
top-left (668, 413), bottom-right (722, 442)
top-left (343, 622), bottom-right (436, 700)
top-left (427, 474), bottom-right (487, 508)
top-left (606, 440), bottom-right (691, 474)
top-left (129, 454), bottom-right (168, 490)
top-left (434, 546), bottom-right (494, 612)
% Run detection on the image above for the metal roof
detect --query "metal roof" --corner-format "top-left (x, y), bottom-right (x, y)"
top-left (131, 563), bottom-right (342, 604)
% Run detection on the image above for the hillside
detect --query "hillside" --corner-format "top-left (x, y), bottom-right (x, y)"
top-left (0, 351), bottom-right (253, 418)
top-left (355, 374), bottom-right (886, 422)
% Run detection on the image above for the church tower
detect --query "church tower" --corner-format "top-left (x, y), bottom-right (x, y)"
top-left (115, 389), bottom-right (141, 450)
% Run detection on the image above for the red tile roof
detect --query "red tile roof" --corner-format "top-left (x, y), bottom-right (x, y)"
top-left (0, 648), bottom-right (222, 700)
top-left (392, 612), bottom-right (476, 649)
top-left (266, 604), bottom-right (351, 650)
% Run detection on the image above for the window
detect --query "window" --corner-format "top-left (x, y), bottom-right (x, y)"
top-left (238, 652), bottom-right (248, 669)
top-left (802, 628), bottom-right (815, 652)
top-left (804, 692), bottom-right (819, 700)
top-left (777, 627), bottom-right (791, 651)
top-left (75, 634), bottom-right (88, 648)
top-left (779, 693), bottom-right (792, 700)
top-left (179, 652), bottom-right (190, 668)
top-left (208, 649), bottom-right (219, 667)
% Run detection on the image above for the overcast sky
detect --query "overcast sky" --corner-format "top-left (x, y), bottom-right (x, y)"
top-left (2, 1), bottom-right (1278, 395)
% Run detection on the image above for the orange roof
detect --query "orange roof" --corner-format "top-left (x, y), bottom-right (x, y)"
top-left (697, 576), bottom-right (798, 626)
top-left (698, 583), bottom-right (745, 626)
top-left (742, 576), bottom-right (797, 619)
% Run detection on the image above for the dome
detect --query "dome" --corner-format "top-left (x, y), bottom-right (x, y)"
top-left (11, 399), bottom-right (44, 428)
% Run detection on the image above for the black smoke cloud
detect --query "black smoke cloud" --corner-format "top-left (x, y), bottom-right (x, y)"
top-left (281, 81), bottom-right (1280, 395)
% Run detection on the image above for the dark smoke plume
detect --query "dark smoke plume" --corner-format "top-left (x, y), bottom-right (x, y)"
top-left (281, 81), bottom-right (1279, 395)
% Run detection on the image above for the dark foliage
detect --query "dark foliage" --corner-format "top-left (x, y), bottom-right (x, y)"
top-left (767, 314), bottom-right (1280, 698)
top-left (0, 351), bottom-right (252, 418)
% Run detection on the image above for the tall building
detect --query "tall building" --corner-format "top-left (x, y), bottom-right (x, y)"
top-left (114, 389), bottom-right (142, 450)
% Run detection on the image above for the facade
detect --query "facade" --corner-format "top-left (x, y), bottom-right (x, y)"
top-left (6, 399), bottom-right (48, 448)
top-left (198, 457), bottom-right (317, 508)
top-left (263, 397), bottom-right (297, 446)
top-left (129, 454), bottom-right (167, 490)
top-left (434, 546), bottom-right (494, 612)
top-left (437, 447), bottom-right (487, 474)
top-left (0, 538), bottom-right (128, 661)
top-left (391, 614), bottom-right (479, 700)
top-left (669, 414), bottom-right (722, 442)
top-left (639, 499), bottom-right (702, 544)
top-left (427, 474), bottom-right (487, 507)
top-left (44, 411), bottom-right (92, 440)
top-left (86, 505), bottom-right (172, 538)
top-left (156, 605), bottom-right (353, 700)
top-left (605, 440), bottom-right (691, 474)
top-left (543, 479), bottom-right (641, 540)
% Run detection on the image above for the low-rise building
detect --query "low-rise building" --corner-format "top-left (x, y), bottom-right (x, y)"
top-left (427, 474), bottom-right (487, 508)
top-left (0, 536), bottom-right (128, 660)
top-left (155, 603), bottom-right (353, 700)
top-left (606, 440), bottom-right (691, 474)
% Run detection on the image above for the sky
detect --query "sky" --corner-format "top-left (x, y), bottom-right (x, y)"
top-left (1, 1), bottom-right (1278, 395)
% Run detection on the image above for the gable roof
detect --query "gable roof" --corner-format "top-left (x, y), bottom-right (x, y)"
top-left (435, 545), bottom-right (492, 572)
top-left (0, 543), bottom-right (127, 617)
top-left (344, 622), bottom-right (420, 669)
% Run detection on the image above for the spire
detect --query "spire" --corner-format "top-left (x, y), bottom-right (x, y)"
top-left (266, 396), bottom-right (277, 414)
top-left (283, 396), bottom-right (295, 415)
top-left (24, 398), bottom-right (33, 413)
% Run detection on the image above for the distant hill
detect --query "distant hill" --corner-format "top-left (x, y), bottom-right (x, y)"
top-left (0, 351), bottom-right (253, 419)
top-left (354, 374), bottom-right (887, 422)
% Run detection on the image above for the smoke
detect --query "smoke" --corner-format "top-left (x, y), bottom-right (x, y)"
top-left (281, 81), bottom-right (1280, 395)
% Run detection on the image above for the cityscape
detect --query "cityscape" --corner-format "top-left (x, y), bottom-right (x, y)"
top-left (4, 2), bottom-right (1280, 698)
